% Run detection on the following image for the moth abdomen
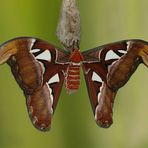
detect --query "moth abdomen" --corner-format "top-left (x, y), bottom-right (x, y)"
top-left (65, 64), bottom-right (80, 93)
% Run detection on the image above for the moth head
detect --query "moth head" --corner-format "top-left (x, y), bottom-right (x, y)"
top-left (0, 45), bottom-right (18, 64)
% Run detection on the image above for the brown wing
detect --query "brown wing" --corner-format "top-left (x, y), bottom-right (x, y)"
top-left (82, 39), bottom-right (148, 128)
top-left (82, 62), bottom-right (116, 128)
top-left (0, 37), bottom-right (69, 131)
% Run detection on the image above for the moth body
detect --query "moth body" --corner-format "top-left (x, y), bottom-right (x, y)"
top-left (65, 49), bottom-right (83, 93)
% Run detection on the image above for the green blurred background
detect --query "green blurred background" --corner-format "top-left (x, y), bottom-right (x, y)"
top-left (0, 0), bottom-right (148, 148)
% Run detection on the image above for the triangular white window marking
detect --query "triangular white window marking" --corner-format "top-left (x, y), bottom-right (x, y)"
top-left (118, 50), bottom-right (127, 54)
top-left (48, 73), bottom-right (60, 84)
top-left (92, 72), bottom-right (103, 83)
top-left (105, 50), bottom-right (120, 61)
top-left (36, 50), bottom-right (51, 61)
top-left (30, 48), bottom-right (41, 53)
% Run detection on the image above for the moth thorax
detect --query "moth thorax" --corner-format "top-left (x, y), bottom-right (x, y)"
top-left (65, 64), bottom-right (80, 94)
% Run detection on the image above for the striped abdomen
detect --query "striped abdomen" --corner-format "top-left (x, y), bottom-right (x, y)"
top-left (65, 64), bottom-right (80, 93)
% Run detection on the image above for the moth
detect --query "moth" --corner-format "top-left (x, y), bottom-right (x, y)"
top-left (0, 37), bottom-right (148, 131)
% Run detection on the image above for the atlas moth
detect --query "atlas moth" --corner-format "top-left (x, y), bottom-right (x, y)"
top-left (0, 37), bottom-right (148, 131)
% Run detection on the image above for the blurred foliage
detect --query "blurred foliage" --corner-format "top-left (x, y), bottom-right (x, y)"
top-left (0, 0), bottom-right (148, 148)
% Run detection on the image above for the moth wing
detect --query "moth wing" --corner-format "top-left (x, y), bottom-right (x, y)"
top-left (25, 71), bottom-right (66, 131)
top-left (25, 84), bottom-right (53, 131)
top-left (26, 38), bottom-right (69, 130)
top-left (83, 39), bottom-right (148, 91)
top-left (82, 62), bottom-right (116, 128)
top-left (0, 37), bottom-right (69, 131)
top-left (82, 40), bottom-right (129, 127)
